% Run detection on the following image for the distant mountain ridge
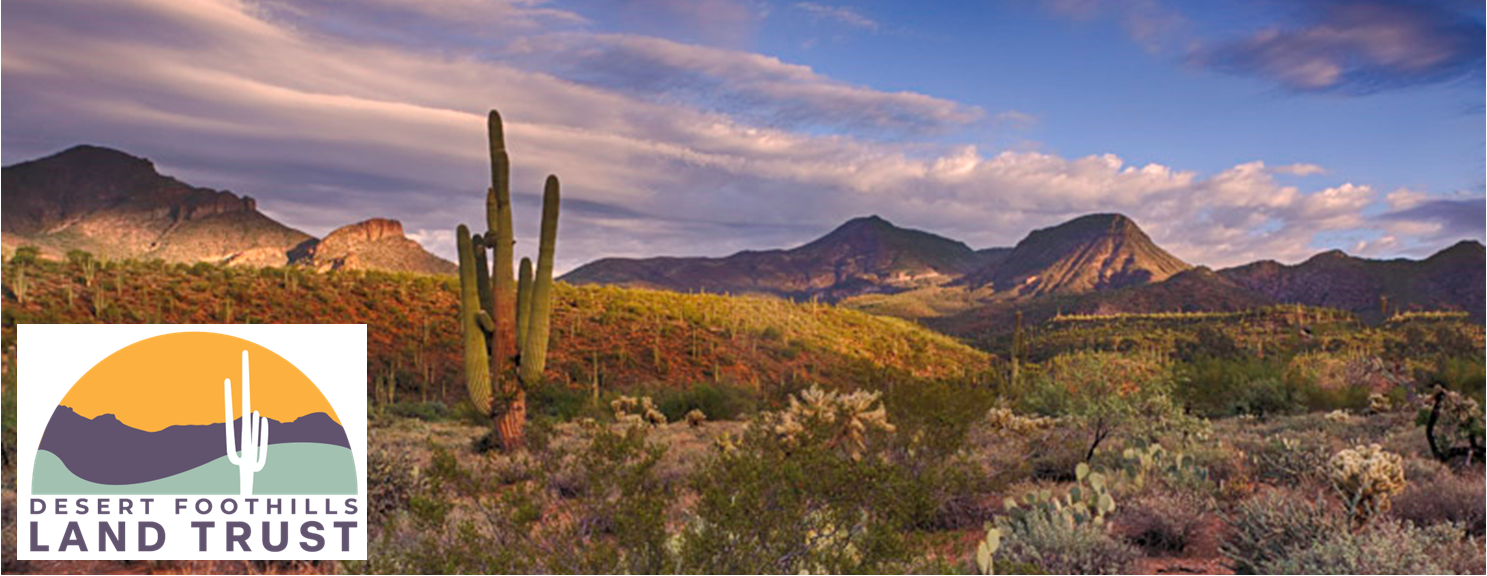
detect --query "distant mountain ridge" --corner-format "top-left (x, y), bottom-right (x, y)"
top-left (1, 145), bottom-right (453, 274)
top-left (1218, 240), bottom-right (1486, 320)
top-left (562, 215), bottom-right (1005, 301)
top-left (961, 213), bottom-right (1191, 296)
top-left (568, 210), bottom-right (1483, 325)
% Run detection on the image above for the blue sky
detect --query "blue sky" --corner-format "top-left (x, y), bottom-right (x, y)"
top-left (3, 0), bottom-right (1482, 271)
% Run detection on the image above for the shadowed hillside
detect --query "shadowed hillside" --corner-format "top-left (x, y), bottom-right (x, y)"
top-left (0, 255), bottom-right (995, 407)
top-left (562, 215), bottom-right (1004, 302)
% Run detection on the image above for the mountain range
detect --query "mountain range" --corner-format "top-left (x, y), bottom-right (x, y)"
top-left (1, 145), bottom-right (453, 274)
top-left (3, 144), bottom-right (1481, 324)
top-left (563, 215), bottom-right (1005, 301)
top-left (565, 211), bottom-right (1483, 322)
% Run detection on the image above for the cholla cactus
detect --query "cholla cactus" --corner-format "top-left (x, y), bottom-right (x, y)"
top-left (985, 401), bottom-right (1054, 435)
top-left (772, 385), bottom-right (895, 459)
top-left (611, 395), bottom-right (667, 427)
top-left (685, 408), bottom-right (707, 427)
top-left (1327, 444), bottom-right (1405, 525)
top-left (1367, 393), bottom-right (1394, 414)
top-left (1324, 409), bottom-right (1352, 423)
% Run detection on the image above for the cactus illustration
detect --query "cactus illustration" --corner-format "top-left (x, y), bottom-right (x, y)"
top-left (455, 109), bottom-right (561, 450)
top-left (223, 350), bottom-right (269, 495)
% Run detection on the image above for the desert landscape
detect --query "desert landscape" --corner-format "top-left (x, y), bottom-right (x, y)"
top-left (3, 0), bottom-right (1485, 574)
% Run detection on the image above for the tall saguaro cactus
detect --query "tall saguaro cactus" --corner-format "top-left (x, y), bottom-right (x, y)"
top-left (224, 350), bottom-right (269, 495)
top-left (456, 109), bottom-right (561, 450)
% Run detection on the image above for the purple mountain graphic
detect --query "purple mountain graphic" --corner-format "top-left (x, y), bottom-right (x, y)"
top-left (36, 405), bottom-right (349, 485)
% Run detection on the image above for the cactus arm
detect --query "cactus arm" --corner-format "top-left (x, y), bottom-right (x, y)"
top-left (223, 378), bottom-right (241, 465)
top-left (473, 234), bottom-right (494, 338)
top-left (457, 224), bottom-right (494, 414)
top-left (518, 175), bottom-right (560, 386)
top-left (253, 411), bottom-right (269, 472)
top-left (516, 257), bottom-right (533, 353)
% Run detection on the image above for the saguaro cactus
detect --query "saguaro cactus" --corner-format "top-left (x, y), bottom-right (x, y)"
top-left (456, 109), bottom-right (561, 450)
top-left (224, 350), bottom-right (269, 495)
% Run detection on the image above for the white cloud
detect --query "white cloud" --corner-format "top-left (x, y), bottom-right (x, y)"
top-left (793, 2), bottom-right (879, 32)
top-left (2, 0), bottom-right (1474, 275)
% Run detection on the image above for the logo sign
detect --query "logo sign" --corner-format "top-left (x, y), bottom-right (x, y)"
top-left (18, 325), bottom-right (367, 560)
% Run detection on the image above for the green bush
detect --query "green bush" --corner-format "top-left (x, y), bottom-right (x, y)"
top-left (649, 381), bottom-right (758, 422)
top-left (1175, 357), bottom-right (1295, 417)
top-left (997, 506), bottom-right (1138, 574)
top-left (1113, 489), bottom-right (1211, 554)
top-left (1391, 469), bottom-right (1486, 537)
top-left (388, 401), bottom-right (452, 421)
top-left (1260, 520), bottom-right (1484, 574)
top-left (679, 388), bottom-right (922, 573)
top-left (528, 383), bottom-right (604, 421)
top-left (1221, 488), bottom-right (1340, 574)
top-left (1433, 356), bottom-right (1486, 405)
top-left (1022, 351), bottom-right (1203, 462)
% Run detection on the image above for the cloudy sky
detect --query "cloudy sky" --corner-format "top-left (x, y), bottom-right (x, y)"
top-left (3, 0), bottom-right (1483, 272)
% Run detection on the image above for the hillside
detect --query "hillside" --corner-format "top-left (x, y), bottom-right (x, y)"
top-left (0, 256), bottom-right (995, 405)
top-left (960, 213), bottom-right (1191, 297)
top-left (1220, 240), bottom-right (1486, 321)
top-left (1, 145), bottom-right (312, 264)
top-left (294, 218), bottom-right (456, 275)
top-left (562, 215), bottom-right (1000, 302)
top-left (1, 145), bottom-right (455, 275)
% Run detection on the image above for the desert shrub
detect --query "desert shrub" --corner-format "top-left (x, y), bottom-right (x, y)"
top-left (649, 381), bottom-right (758, 422)
top-left (996, 506), bottom-right (1138, 574)
top-left (1284, 352), bottom-right (1372, 411)
top-left (1391, 468), bottom-right (1486, 537)
top-left (1221, 488), bottom-right (1340, 574)
top-left (367, 447), bottom-right (427, 537)
top-left (1259, 520), bottom-right (1484, 574)
top-left (882, 382), bottom-right (999, 529)
top-left (679, 386), bottom-right (922, 573)
top-left (1433, 356), bottom-right (1486, 403)
top-left (528, 383), bottom-right (602, 421)
top-left (551, 421), bottom-right (671, 574)
top-left (2, 491), bottom-right (16, 573)
top-left (883, 379), bottom-right (996, 460)
top-left (388, 401), bottom-right (451, 421)
top-left (1246, 432), bottom-right (1330, 485)
top-left (1113, 489), bottom-right (1212, 554)
top-left (1175, 357), bottom-right (1295, 418)
top-left (2, 351), bottom-right (14, 477)
top-left (1023, 351), bottom-right (1204, 462)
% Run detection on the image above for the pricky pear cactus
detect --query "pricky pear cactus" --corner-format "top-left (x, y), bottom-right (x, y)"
top-left (1002, 462), bottom-right (1116, 530)
top-left (223, 350), bottom-right (269, 495)
top-left (455, 109), bottom-right (562, 450)
top-left (975, 524), bottom-right (1001, 575)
